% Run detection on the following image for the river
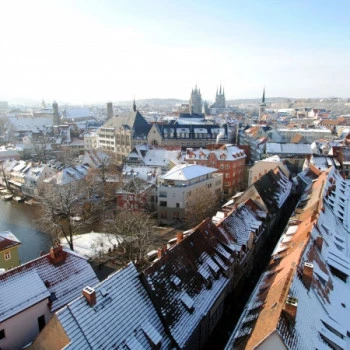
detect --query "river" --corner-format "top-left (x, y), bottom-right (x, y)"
top-left (0, 199), bottom-right (52, 263)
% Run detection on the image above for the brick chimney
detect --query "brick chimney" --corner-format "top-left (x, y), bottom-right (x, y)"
top-left (157, 248), bottom-right (163, 259)
top-left (177, 232), bottom-right (184, 244)
top-left (302, 262), bottom-right (314, 290)
top-left (82, 286), bottom-right (96, 306)
top-left (283, 296), bottom-right (298, 326)
top-left (49, 245), bottom-right (67, 265)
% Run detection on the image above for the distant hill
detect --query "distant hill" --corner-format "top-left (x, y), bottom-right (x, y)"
top-left (118, 98), bottom-right (187, 106)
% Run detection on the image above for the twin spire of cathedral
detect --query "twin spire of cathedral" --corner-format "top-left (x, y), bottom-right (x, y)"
top-left (216, 84), bottom-right (225, 98)
top-left (190, 84), bottom-right (227, 112)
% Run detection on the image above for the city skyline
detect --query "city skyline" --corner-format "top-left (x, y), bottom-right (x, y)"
top-left (1, 0), bottom-right (350, 104)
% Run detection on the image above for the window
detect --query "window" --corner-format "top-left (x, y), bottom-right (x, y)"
top-left (159, 201), bottom-right (167, 207)
top-left (176, 203), bottom-right (180, 208)
top-left (4, 251), bottom-right (11, 260)
top-left (0, 329), bottom-right (5, 340)
top-left (38, 315), bottom-right (45, 332)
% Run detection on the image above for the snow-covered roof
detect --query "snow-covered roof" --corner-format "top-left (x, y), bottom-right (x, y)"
top-left (143, 222), bottom-right (230, 348)
top-left (46, 164), bottom-right (90, 185)
top-left (0, 247), bottom-right (98, 321)
top-left (0, 231), bottom-right (21, 252)
top-left (227, 167), bottom-right (350, 350)
top-left (159, 164), bottom-right (217, 181)
top-left (123, 165), bottom-right (160, 184)
top-left (8, 116), bottom-right (53, 132)
top-left (185, 145), bottom-right (246, 162)
top-left (125, 145), bottom-right (182, 168)
top-left (0, 270), bottom-right (50, 322)
top-left (266, 143), bottom-right (313, 155)
top-left (219, 204), bottom-right (263, 246)
top-left (56, 263), bottom-right (172, 349)
top-left (62, 108), bottom-right (93, 120)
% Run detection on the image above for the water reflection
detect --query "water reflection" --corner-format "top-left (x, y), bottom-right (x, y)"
top-left (0, 200), bottom-right (52, 263)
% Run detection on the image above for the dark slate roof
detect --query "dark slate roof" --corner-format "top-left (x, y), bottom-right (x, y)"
top-left (57, 263), bottom-right (172, 349)
top-left (220, 204), bottom-right (264, 246)
top-left (253, 167), bottom-right (292, 214)
top-left (143, 221), bottom-right (231, 348)
top-left (102, 110), bottom-right (151, 137)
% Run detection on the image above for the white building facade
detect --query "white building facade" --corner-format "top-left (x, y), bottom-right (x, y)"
top-left (157, 164), bottom-right (223, 224)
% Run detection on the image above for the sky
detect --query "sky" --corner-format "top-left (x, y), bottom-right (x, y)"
top-left (1, 0), bottom-right (350, 104)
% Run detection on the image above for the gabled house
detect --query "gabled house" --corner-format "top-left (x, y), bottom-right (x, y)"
top-left (248, 155), bottom-right (290, 186)
top-left (142, 223), bottom-right (231, 349)
top-left (43, 164), bottom-right (90, 187)
top-left (0, 245), bottom-right (98, 350)
top-left (124, 144), bottom-right (182, 173)
top-left (30, 263), bottom-right (173, 350)
top-left (156, 164), bottom-right (223, 225)
top-left (226, 166), bottom-right (350, 350)
top-left (97, 104), bottom-right (151, 163)
top-left (0, 231), bottom-right (21, 270)
top-left (185, 144), bottom-right (246, 197)
top-left (116, 176), bottom-right (155, 212)
top-left (214, 201), bottom-right (267, 284)
top-left (21, 163), bottom-right (57, 198)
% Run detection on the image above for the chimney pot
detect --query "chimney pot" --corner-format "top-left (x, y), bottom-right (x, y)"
top-left (176, 232), bottom-right (184, 244)
top-left (302, 262), bottom-right (314, 290)
top-left (49, 245), bottom-right (66, 265)
top-left (283, 295), bottom-right (298, 326)
top-left (157, 248), bottom-right (163, 259)
top-left (82, 286), bottom-right (96, 306)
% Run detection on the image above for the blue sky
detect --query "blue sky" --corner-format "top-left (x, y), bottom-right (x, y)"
top-left (1, 0), bottom-right (349, 104)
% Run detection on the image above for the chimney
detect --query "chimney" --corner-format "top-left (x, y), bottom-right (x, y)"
top-left (315, 236), bottom-right (323, 252)
top-left (177, 232), bottom-right (184, 244)
top-left (157, 248), bottom-right (163, 259)
top-left (302, 262), bottom-right (314, 290)
top-left (49, 245), bottom-right (67, 265)
top-left (283, 296), bottom-right (298, 326)
top-left (82, 286), bottom-right (96, 306)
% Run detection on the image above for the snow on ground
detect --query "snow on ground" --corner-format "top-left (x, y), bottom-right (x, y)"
top-left (62, 231), bottom-right (122, 259)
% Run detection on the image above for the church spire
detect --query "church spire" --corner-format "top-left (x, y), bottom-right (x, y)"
top-left (262, 87), bottom-right (265, 103)
top-left (133, 97), bottom-right (137, 112)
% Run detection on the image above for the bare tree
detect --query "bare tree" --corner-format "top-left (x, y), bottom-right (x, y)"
top-left (184, 189), bottom-right (220, 228)
top-left (85, 151), bottom-right (121, 220)
top-left (37, 181), bottom-right (88, 251)
top-left (32, 135), bottom-right (54, 163)
top-left (105, 210), bottom-right (155, 265)
top-left (0, 160), bottom-right (11, 190)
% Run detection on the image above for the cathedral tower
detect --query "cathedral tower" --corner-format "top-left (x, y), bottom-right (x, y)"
top-left (189, 85), bottom-right (202, 115)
